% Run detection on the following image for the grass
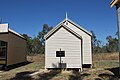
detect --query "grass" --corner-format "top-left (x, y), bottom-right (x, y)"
top-left (0, 53), bottom-right (119, 80)
top-left (93, 60), bottom-right (119, 68)
top-left (0, 54), bottom-right (45, 80)
top-left (93, 52), bottom-right (119, 61)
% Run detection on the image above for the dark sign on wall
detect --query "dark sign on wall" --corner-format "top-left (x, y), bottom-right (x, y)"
top-left (56, 51), bottom-right (65, 57)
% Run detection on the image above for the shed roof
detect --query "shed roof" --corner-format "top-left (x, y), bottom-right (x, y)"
top-left (44, 18), bottom-right (92, 40)
top-left (9, 29), bottom-right (25, 39)
top-left (0, 23), bottom-right (25, 40)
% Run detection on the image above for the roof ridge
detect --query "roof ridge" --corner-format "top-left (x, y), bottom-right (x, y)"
top-left (66, 18), bottom-right (92, 35)
top-left (44, 18), bottom-right (92, 40)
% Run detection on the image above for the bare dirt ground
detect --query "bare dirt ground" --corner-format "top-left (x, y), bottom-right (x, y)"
top-left (0, 53), bottom-right (119, 80)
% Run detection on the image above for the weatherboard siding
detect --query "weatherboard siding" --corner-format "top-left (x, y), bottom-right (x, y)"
top-left (7, 32), bottom-right (26, 66)
top-left (0, 34), bottom-right (8, 42)
top-left (63, 21), bottom-right (92, 64)
top-left (46, 27), bottom-right (82, 68)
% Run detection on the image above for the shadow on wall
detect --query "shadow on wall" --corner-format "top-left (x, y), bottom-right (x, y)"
top-left (69, 71), bottom-right (90, 80)
top-left (52, 63), bottom-right (67, 69)
top-left (52, 63), bottom-right (58, 68)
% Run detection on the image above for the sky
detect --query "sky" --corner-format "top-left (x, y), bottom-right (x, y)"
top-left (0, 0), bottom-right (118, 44)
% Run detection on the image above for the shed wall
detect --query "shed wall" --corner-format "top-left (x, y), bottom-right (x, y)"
top-left (7, 32), bottom-right (26, 66)
top-left (0, 33), bottom-right (8, 42)
top-left (0, 34), bottom-right (8, 64)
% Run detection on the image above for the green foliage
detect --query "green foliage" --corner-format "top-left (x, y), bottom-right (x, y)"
top-left (22, 25), bottom-right (118, 55)
top-left (32, 37), bottom-right (42, 54)
top-left (38, 24), bottom-right (53, 45)
top-left (91, 31), bottom-right (102, 53)
top-left (91, 31), bottom-right (118, 53)
top-left (106, 36), bottom-right (118, 53)
top-left (22, 34), bottom-right (33, 54)
top-left (22, 24), bottom-right (53, 55)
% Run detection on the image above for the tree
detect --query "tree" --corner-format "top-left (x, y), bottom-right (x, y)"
top-left (32, 37), bottom-right (42, 54)
top-left (37, 24), bottom-right (53, 54)
top-left (22, 34), bottom-right (33, 54)
top-left (91, 31), bottom-right (102, 53)
top-left (22, 24), bottom-right (53, 55)
top-left (106, 36), bottom-right (118, 52)
top-left (37, 24), bottom-right (53, 45)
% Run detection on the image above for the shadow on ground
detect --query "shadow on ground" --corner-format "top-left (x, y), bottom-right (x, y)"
top-left (98, 73), bottom-right (115, 80)
top-left (94, 78), bottom-right (102, 80)
top-left (9, 70), bottom-right (60, 80)
top-left (95, 67), bottom-right (120, 80)
top-left (9, 71), bottom-right (35, 80)
top-left (38, 70), bottom-right (60, 80)
top-left (69, 71), bottom-right (90, 80)
top-left (5, 61), bottom-right (32, 71)
top-left (107, 67), bottom-right (119, 77)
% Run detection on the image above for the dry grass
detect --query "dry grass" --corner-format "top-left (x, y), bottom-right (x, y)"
top-left (93, 52), bottom-right (119, 61)
top-left (93, 52), bottom-right (119, 68)
top-left (0, 53), bottom-right (119, 80)
top-left (27, 54), bottom-right (45, 62)
top-left (0, 55), bottom-right (45, 80)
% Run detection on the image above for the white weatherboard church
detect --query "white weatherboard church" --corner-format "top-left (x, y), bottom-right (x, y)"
top-left (44, 15), bottom-right (92, 71)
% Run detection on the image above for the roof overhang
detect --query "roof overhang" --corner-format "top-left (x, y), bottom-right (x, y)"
top-left (44, 18), bottom-right (92, 40)
top-left (110, 0), bottom-right (120, 7)
top-left (8, 29), bottom-right (26, 40)
top-left (0, 23), bottom-right (26, 40)
top-left (44, 24), bottom-right (82, 40)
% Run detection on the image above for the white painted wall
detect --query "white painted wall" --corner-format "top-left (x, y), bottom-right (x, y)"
top-left (45, 27), bottom-right (82, 69)
top-left (63, 21), bottom-right (92, 64)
